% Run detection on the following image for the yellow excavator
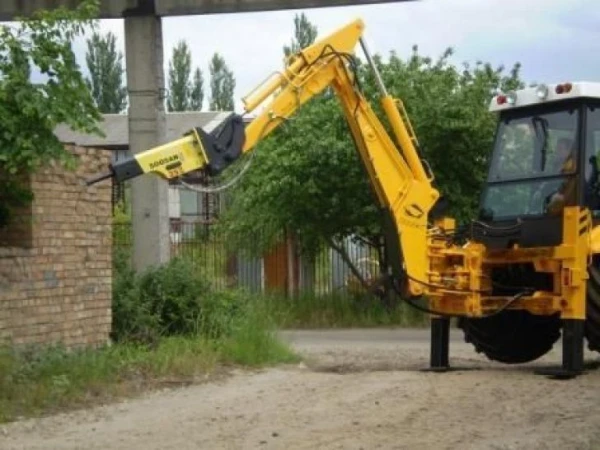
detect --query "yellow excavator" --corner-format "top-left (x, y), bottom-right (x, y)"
top-left (88, 18), bottom-right (600, 378)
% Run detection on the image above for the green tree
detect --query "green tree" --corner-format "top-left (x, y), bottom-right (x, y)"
top-left (219, 94), bottom-right (380, 280)
top-left (167, 41), bottom-right (204, 112)
top-left (219, 45), bottom-right (525, 294)
top-left (367, 46), bottom-right (524, 223)
top-left (85, 31), bottom-right (127, 113)
top-left (167, 40), bottom-right (192, 111)
top-left (220, 14), bottom-right (382, 286)
top-left (191, 67), bottom-right (204, 111)
top-left (0, 0), bottom-right (102, 227)
top-left (283, 13), bottom-right (318, 58)
top-left (209, 53), bottom-right (235, 111)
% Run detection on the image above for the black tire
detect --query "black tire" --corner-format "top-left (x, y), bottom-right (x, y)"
top-left (458, 310), bottom-right (561, 364)
top-left (585, 260), bottom-right (600, 352)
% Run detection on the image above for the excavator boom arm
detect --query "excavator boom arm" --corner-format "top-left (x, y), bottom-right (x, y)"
top-left (90, 18), bottom-right (439, 294)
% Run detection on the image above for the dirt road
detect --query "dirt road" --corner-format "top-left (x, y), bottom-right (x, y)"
top-left (2, 328), bottom-right (600, 450)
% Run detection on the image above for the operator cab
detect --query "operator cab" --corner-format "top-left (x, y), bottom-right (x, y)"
top-left (476, 81), bottom-right (600, 248)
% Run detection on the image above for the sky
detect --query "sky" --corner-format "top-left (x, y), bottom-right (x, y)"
top-left (71, 0), bottom-right (600, 113)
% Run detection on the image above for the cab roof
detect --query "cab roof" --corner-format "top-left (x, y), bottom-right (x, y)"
top-left (489, 81), bottom-right (600, 113)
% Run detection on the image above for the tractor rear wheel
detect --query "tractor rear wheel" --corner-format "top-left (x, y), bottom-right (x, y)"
top-left (458, 258), bottom-right (600, 363)
top-left (458, 310), bottom-right (561, 364)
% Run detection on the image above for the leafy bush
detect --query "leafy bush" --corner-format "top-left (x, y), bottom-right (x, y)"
top-left (112, 255), bottom-right (267, 347)
top-left (137, 258), bottom-right (211, 336)
top-left (113, 257), bottom-right (208, 342)
top-left (198, 290), bottom-right (251, 339)
top-left (111, 252), bottom-right (153, 343)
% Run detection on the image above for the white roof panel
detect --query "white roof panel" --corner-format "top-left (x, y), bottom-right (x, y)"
top-left (54, 111), bottom-right (233, 148)
top-left (489, 81), bottom-right (600, 112)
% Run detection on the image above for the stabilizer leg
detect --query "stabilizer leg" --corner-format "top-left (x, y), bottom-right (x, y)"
top-left (563, 319), bottom-right (585, 374)
top-left (535, 319), bottom-right (584, 379)
top-left (424, 317), bottom-right (450, 372)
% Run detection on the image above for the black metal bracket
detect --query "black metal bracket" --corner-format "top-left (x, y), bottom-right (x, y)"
top-left (193, 114), bottom-right (246, 176)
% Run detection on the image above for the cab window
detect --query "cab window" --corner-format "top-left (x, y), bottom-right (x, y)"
top-left (584, 105), bottom-right (600, 212)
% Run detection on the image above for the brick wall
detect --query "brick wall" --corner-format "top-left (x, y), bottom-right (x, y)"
top-left (0, 145), bottom-right (113, 348)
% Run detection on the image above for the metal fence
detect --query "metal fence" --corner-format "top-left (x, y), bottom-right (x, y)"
top-left (113, 220), bottom-right (382, 298)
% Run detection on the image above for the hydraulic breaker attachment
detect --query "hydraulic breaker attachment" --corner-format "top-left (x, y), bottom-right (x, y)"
top-left (86, 114), bottom-right (246, 186)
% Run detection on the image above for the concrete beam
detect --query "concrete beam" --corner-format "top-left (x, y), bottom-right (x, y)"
top-left (124, 14), bottom-right (170, 271)
top-left (0, 0), bottom-right (415, 20)
top-left (156, 0), bottom-right (415, 17)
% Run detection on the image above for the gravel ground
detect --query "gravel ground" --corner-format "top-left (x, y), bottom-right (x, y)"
top-left (2, 328), bottom-right (600, 450)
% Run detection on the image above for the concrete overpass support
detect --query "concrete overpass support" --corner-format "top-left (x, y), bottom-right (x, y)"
top-left (124, 14), bottom-right (170, 271)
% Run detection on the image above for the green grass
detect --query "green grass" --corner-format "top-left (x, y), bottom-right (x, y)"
top-left (0, 244), bottom-right (427, 426)
top-left (254, 290), bottom-right (430, 329)
top-left (0, 288), bottom-right (424, 424)
top-left (218, 301), bottom-right (300, 366)
top-left (0, 323), bottom-right (298, 424)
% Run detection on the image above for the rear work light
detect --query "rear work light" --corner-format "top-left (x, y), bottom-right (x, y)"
top-left (556, 82), bottom-right (573, 94)
top-left (496, 91), bottom-right (517, 105)
top-left (536, 84), bottom-right (549, 100)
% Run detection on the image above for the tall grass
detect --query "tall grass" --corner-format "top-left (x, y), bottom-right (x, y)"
top-left (0, 338), bottom-right (219, 422)
top-left (247, 290), bottom-right (429, 329)
top-left (0, 323), bottom-right (298, 423)
top-left (218, 301), bottom-right (299, 366)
